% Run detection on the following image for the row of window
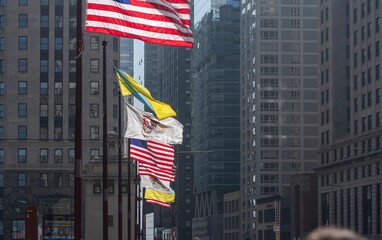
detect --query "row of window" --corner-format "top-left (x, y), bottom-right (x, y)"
top-left (320, 136), bottom-right (381, 164)
top-left (0, 81), bottom-right (119, 96)
top-left (321, 162), bottom-right (381, 187)
top-left (0, 125), bottom-right (116, 141)
top-left (0, 148), bottom-right (101, 164)
top-left (321, 184), bottom-right (381, 234)
top-left (353, 0), bottom-right (380, 24)
top-left (353, 45), bottom-right (381, 67)
top-left (0, 103), bottom-right (117, 119)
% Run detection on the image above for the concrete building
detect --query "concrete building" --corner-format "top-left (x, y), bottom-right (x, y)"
top-left (316, 1), bottom-right (382, 239)
top-left (191, 4), bottom-right (241, 240)
top-left (0, 0), bottom-right (119, 239)
top-left (223, 191), bottom-right (241, 240)
top-left (290, 173), bottom-right (318, 240)
top-left (240, 0), bottom-right (319, 239)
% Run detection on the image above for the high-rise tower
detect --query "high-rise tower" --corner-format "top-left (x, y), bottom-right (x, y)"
top-left (316, 1), bottom-right (381, 239)
top-left (0, 1), bottom-right (119, 239)
top-left (240, 1), bottom-right (319, 239)
top-left (191, 4), bottom-right (241, 240)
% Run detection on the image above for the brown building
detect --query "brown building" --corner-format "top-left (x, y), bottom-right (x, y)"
top-left (290, 173), bottom-right (318, 240)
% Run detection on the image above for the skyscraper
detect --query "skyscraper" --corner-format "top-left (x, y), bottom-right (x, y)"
top-left (0, 1), bottom-right (119, 239)
top-left (191, 4), bottom-right (241, 240)
top-left (316, 1), bottom-right (382, 238)
top-left (240, 1), bottom-right (319, 239)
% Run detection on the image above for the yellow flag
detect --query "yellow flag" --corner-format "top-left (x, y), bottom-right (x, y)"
top-left (116, 68), bottom-right (176, 120)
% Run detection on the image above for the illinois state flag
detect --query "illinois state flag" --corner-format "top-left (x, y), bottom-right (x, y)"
top-left (86, 0), bottom-right (193, 48)
top-left (125, 103), bottom-right (183, 145)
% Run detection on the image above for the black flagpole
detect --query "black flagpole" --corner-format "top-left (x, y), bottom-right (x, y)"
top-left (127, 138), bottom-right (132, 240)
top-left (74, 0), bottom-right (83, 239)
top-left (118, 92), bottom-right (122, 240)
top-left (102, 40), bottom-right (109, 240)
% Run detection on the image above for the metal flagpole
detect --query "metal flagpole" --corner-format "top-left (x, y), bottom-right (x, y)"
top-left (127, 138), bottom-right (132, 240)
top-left (102, 40), bottom-right (109, 240)
top-left (74, 0), bottom-right (83, 239)
top-left (118, 91), bottom-right (122, 240)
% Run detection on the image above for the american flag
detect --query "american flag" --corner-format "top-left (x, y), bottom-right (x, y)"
top-left (146, 199), bottom-right (171, 208)
top-left (85, 0), bottom-right (193, 48)
top-left (130, 139), bottom-right (176, 182)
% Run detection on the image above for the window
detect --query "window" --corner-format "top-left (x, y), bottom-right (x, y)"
top-left (0, 82), bottom-right (3, 95)
top-left (40, 104), bottom-right (48, 117)
top-left (90, 104), bottom-right (99, 118)
top-left (55, 16), bottom-right (62, 28)
top-left (90, 36), bottom-right (99, 50)
top-left (40, 60), bottom-right (48, 73)
top-left (18, 126), bottom-right (27, 139)
top-left (90, 81), bottom-right (99, 95)
top-left (93, 180), bottom-right (101, 193)
top-left (18, 58), bottom-right (27, 72)
top-left (40, 37), bottom-right (48, 50)
top-left (113, 37), bottom-right (118, 51)
top-left (12, 220), bottom-right (25, 239)
top-left (19, 14), bottom-right (27, 27)
top-left (69, 173), bottom-right (74, 187)
top-left (54, 82), bottom-right (63, 95)
top-left (40, 173), bottom-right (48, 187)
top-left (68, 149), bottom-right (74, 163)
top-left (0, 104), bottom-right (3, 118)
top-left (18, 36), bottom-right (27, 50)
top-left (54, 149), bottom-right (63, 163)
top-left (55, 37), bottom-right (63, 50)
top-left (0, 37), bottom-right (4, 51)
top-left (90, 59), bottom-right (99, 72)
top-left (18, 103), bottom-right (27, 117)
top-left (0, 149), bottom-right (4, 163)
top-left (90, 126), bottom-right (99, 140)
top-left (40, 148), bottom-right (48, 163)
top-left (40, 127), bottom-right (48, 140)
top-left (54, 173), bottom-right (63, 187)
top-left (0, 126), bottom-right (3, 140)
top-left (0, 15), bottom-right (4, 29)
top-left (40, 82), bottom-right (48, 94)
top-left (90, 148), bottom-right (99, 160)
top-left (55, 60), bottom-right (62, 72)
top-left (54, 104), bottom-right (62, 117)
top-left (19, 0), bottom-right (28, 5)
top-left (18, 148), bottom-right (27, 163)
top-left (54, 127), bottom-right (62, 140)
top-left (108, 179), bottom-right (115, 193)
top-left (41, 15), bottom-right (48, 28)
top-left (18, 81), bottom-right (27, 95)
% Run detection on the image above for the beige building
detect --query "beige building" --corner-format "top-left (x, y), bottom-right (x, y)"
top-left (83, 156), bottom-right (137, 240)
top-left (316, 1), bottom-right (382, 239)
top-left (0, 0), bottom-right (120, 239)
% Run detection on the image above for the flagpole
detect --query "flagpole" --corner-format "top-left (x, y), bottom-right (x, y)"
top-left (74, 0), bottom-right (83, 239)
top-left (118, 92), bottom-right (122, 240)
top-left (102, 40), bottom-right (109, 240)
top-left (127, 138), bottom-right (132, 240)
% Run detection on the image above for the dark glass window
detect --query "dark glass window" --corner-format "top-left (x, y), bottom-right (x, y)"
top-left (18, 104), bottom-right (27, 117)
top-left (18, 59), bottom-right (27, 72)
top-left (19, 14), bottom-right (28, 28)
top-left (18, 126), bottom-right (27, 139)
top-left (18, 81), bottom-right (27, 95)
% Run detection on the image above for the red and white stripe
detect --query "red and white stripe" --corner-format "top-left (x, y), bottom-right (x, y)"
top-left (146, 199), bottom-right (171, 208)
top-left (130, 140), bottom-right (176, 181)
top-left (86, 0), bottom-right (193, 48)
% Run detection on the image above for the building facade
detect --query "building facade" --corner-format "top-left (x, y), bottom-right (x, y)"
top-left (191, 4), bottom-right (241, 240)
top-left (316, 1), bottom-right (382, 239)
top-left (0, 0), bottom-right (119, 239)
top-left (240, 0), bottom-right (319, 239)
top-left (161, 45), bottom-right (194, 240)
top-left (223, 191), bottom-right (241, 240)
